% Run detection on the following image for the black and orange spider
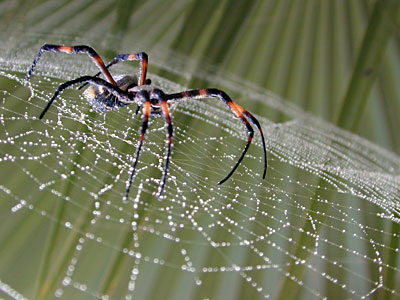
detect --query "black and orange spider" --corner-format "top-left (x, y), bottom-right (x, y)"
top-left (26, 44), bottom-right (267, 199)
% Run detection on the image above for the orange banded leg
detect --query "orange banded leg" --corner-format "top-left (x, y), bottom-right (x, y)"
top-left (125, 92), bottom-right (151, 200)
top-left (158, 97), bottom-right (173, 198)
top-left (232, 103), bottom-right (267, 179)
top-left (25, 44), bottom-right (117, 86)
top-left (78, 52), bottom-right (149, 90)
top-left (166, 88), bottom-right (267, 183)
top-left (105, 53), bottom-right (148, 86)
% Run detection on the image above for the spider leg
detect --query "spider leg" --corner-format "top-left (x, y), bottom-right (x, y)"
top-left (78, 52), bottom-right (149, 90)
top-left (39, 76), bottom-right (130, 119)
top-left (26, 44), bottom-right (118, 86)
top-left (166, 88), bottom-right (267, 184)
top-left (125, 92), bottom-right (151, 200)
top-left (157, 93), bottom-right (173, 199)
top-left (231, 103), bottom-right (268, 179)
top-left (135, 105), bottom-right (141, 115)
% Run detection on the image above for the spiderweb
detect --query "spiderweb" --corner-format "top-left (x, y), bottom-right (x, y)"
top-left (1, 37), bottom-right (400, 300)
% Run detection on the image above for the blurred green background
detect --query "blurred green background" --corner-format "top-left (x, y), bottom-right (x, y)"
top-left (0, 0), bottom-right (399, 300)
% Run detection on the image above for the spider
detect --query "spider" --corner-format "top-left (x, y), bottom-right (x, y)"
top-left (25, 44), bottom-right (267, 199)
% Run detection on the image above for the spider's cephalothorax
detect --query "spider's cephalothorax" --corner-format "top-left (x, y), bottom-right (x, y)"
top-left (25, 44), bottom-right (268, 199)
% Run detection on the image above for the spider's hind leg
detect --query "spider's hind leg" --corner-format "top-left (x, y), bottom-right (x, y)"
top-left (38, 76), bottom-right (129, 119)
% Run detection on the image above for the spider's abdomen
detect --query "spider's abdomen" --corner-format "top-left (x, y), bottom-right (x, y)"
top-left (83, 75), bottom-right (137, 113)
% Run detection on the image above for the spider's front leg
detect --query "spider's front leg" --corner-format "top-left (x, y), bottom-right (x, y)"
top-left (125, 91), bottom-right (151, 200)
top-left (124, 88), bottom-right (172, 200)
top-left (78, 52), bottom-right (149, 90)
top-left (166, 88), bottom-right (267, 183)
top-left (155, 90), bottom-right (173, 199)
top-left (25, 44), bottom-right (117, 86)
top-left (100, 52), bottom-right (148, 86)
